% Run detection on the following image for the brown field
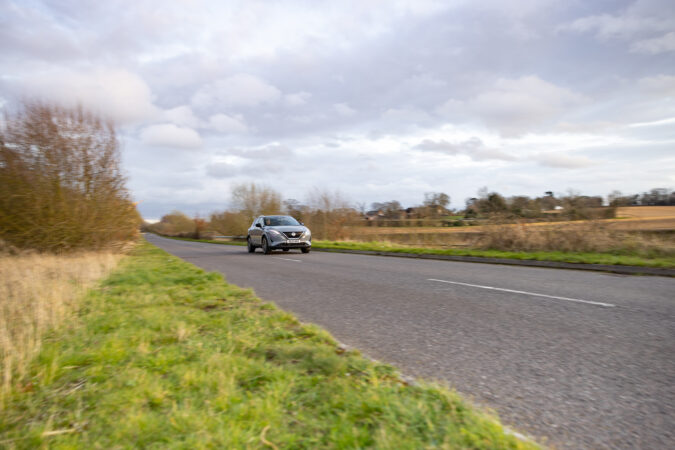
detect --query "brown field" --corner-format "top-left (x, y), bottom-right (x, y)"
top-left (349, 206), bottom-right (675, 237)
top-left (609, 206), bottom-right (675, 231)
top-left (340, 206), bottom-right (675, 251)
top-left (616, 206), bottom-right (675, 219)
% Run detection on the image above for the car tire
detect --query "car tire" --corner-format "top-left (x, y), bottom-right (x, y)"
top-left (247, 237), bottom-right (255, 253)
top-left (301, 247), bottom-right (310, 254)
top-left (262, 237), bottom-right (271, 254)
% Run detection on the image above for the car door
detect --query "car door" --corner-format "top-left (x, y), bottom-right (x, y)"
top-left (251, 217), bottom-right (263, 245)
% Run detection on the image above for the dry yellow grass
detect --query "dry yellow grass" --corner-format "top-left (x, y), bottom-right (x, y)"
top-left (0, 250), bottom-right (121, 405)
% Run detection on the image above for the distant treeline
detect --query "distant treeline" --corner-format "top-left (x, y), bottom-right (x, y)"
top-left (0, 102), bottom-right (140, 252)
top-left (147, 184), bottom-right (359, 240)
top-left (146, 184), bottom-right (674, 240)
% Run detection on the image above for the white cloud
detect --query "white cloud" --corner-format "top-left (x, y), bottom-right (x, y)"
top-left (227, 143), bottom-right (293, 159)
top-left (629, 117), bottom-right (675, 128)
top-left (630, 31), bottom-right (675, 54)
top-left (208, 113), bottom-right (248, 133)
top-left (163, 105), bottom-right (200, 128)
top-left (191, 74), bottom-right (282, 109)
top-left (415, 137), bottom-right (517, 161)
top-left (140, 123), bottom-right (203, 149)
top-left (18, 68), bottom-right (158, 125)
top-left (463, 76), bottom-right (588, 135)
top-left (533, 152), bottom-right (597, 169)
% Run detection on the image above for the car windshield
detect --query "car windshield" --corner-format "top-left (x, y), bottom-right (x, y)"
top-left (264, 216), bottom-right (300, 226)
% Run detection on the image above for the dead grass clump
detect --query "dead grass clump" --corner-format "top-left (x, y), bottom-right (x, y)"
top-left (474, 221), bottom-right (675, 257)
top-left (0, 251), bottom-right (120, 403)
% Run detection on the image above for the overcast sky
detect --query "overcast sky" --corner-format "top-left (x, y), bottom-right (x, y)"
top-left (2, 0), bottom-right (674, 219)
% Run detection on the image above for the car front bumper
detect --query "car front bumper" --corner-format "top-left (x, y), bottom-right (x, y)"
top-left (269, 240), bottom-right (311, 249)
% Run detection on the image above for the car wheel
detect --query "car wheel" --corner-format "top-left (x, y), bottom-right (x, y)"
top-left (247, 237), bottom-right (255, 253)
top-left (262, 237), bottom-right (271, 254)
top-left (301, 247), bottom-right (310, 254)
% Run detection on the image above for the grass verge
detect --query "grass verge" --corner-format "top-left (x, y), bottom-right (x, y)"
top-left (162, 235), bottom-right (675, 268)
top-left (0, 240), bottom-right (533, 449)
top-left (312, 241), bottom-right (675, 268)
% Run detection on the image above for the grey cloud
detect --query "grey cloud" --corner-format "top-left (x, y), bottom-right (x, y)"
top-left (206, 162), bottom-right (240, 179)
top-left (382, 108), bottom-right (432, 124)
top-left (630, 31), bottom-right (675, 54)
top-left (334, 103), bottom-right (356, 116)
top-left (562, 14), bottom-right (663, 40)
top-left (560, 0), bottom-right (675, 47)
top-left (284, 92), bottom-right (311, 106)
top-left (638, 75), bottom-right (675, 95)
top-left (0, 8), bottom-right (82, 62)
top-left (3, 0), bottom-right (673, 218)
top-left (191, 74), bottom-right (282, 109)
top-left (207, 114), bottom-right (249, 134)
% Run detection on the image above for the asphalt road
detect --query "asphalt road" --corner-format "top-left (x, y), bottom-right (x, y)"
top-left (146, 234), bottom-right (675, 449)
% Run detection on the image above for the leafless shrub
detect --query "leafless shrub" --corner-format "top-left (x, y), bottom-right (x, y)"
top-left (0, 102), bottom-right (140, 251)
top-left (209, 210), bottom-right (250, 236)
top-left (147, 211), bottom-right (197, 237)
top-left (302, 188), bottom-right (360, 240)
top-left (473, 220), bottom-right (674, 256)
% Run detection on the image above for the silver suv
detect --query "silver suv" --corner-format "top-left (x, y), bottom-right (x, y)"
top-left (247, 215), bottom-right (311, 254)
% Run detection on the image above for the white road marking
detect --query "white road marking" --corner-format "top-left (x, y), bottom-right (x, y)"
top-left (273, 257), bottom-right (303, 262)
top-left (428, 278), bottom-right (615, 308)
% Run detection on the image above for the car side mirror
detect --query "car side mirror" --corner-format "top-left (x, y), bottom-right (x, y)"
top-left (255, 223), bottom-right (262, 228)
top-left (300, 222), bottom-right (304, 226)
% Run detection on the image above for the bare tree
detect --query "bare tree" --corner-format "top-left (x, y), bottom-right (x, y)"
top-left (230, 182), bottom-right (282, 223)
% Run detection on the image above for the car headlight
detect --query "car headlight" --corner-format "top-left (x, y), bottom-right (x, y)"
top-left (268, 229), bottom-right (284, 239)
top-left (301, 230), bottom-right (311, 239)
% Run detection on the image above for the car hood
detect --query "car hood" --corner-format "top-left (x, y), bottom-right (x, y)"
top-left (267, 225), bottom-right (307, 233)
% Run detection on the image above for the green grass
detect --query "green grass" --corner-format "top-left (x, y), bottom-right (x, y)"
top-left (162, 234), bottom-right (675, 268)
top-left (0, 240), bottom-right (533, 449)
top-left (312, 241), bottom-right (675, 268)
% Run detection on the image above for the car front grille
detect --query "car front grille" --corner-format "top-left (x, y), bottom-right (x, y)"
top-left (282, 231), bottom-right (304, 238)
